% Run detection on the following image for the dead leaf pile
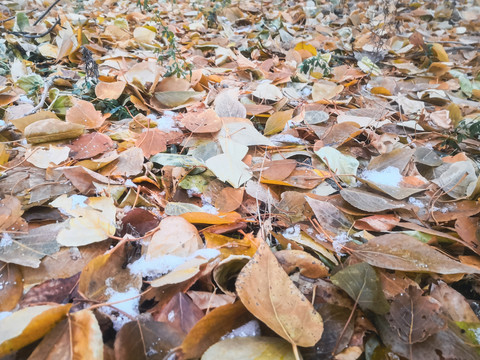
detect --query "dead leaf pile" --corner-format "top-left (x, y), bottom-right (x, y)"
top-left (1, 0), bottom-right (480, 359)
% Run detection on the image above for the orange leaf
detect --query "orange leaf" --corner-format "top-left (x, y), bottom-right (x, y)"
top-left (371, 86), bottom-right (392, 96)
top-left (66, 99), bottom-right (107, 129)
top-left (181, 109), bottom-right (222, 133)
top-left (135, 129), bottom-right (168, 158)
top-left (354, 214), bottom-right (400, 232)
top-left (180, 211), bottom-right (242, 225)
top-left (95, 81), bottom-right (126, 100)
top-left (215, 188), bottom-right (244, 213)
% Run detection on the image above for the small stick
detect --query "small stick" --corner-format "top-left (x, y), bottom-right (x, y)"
top-left (9, 17), bottom-right (60, 39)
top-left (33, 0), bottom-right (62, 26)
top-left (23, 74), bottom-right (72, 116)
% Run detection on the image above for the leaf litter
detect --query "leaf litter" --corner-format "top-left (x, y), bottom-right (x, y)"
top-left (1, 0), bottom-right (480, 359)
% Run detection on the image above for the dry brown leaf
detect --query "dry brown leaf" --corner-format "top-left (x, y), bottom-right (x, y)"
top-left (66, 99), bottom-right (107, 129)
top-left (95, 81), bottom-right (126, 100)
top-left (354, 214), bottom-right (400, 232)
top-left (386, 286), bottom-right (445, 344)
top-left (275, 250), bottom-right (329, 278)
top-left (135, 129), bottom-right (168, 157)
top-left (259, 159), bottom-right (297, 181)
top-left (67, 132), bottom-right (115, 160)
top-left (147, 216), bottom-right (203, 259)
top-left (236, 240), bottom-right (324, 347)
top-left (24, 118), bottom-right (84, 144)
top-left (179, 301), bottom-right (253, 359)
top-left (181, 109), bottom-right (222, 133)
top-left (214, 187), bottom-right (244, 213)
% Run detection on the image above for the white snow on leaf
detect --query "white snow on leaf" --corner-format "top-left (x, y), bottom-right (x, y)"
top-left (100, 287), bottom-right (140, 331)
top-left (50, 194), bottom-right (116, 246)
top-left (128, 248), bottom-right (220, 279)
top-left (362, 166), bottom-right (403, 187)
top-left (221, 320), bottom-right (261, 340)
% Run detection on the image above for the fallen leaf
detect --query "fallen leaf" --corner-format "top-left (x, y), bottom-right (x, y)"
top-left (25, 145), bottom-right (70, 169)
top-left (0, 262), bottom-right (23, 311)
top-left (24, 118), bottom-right (84, 144)
top-left (135, 129), bottom-right (168, 157)
top-left (386, 286), bottom-right (445, 344)
top-left (202, 336), bottom-right (297, 360)
top-left (349, 234), bottom-right (480, 274)
top-left (214, 187), bottom-right (244, 212)
top-left (0, 304), bottom-right (72, 357)
top-left (27, 309), bottom-right (103, 360)
top-left (66, 99), bottom-right (106, 129)
top-left (236, 240), bottom-right (324, 347)
top-left (331, 262), bottom-right (389, 314)
top-left (179, 301), bottom-right (253, 359)
top-left (147, 216), bottom-right (203, 259)
top-left (214, 88), bottom-right (246, 118)
top-left (67, 132), bottom-right (115, 160)
top-left (264, 109), bottom-right (294, 135)
top-left (50, 194), bottom-right (116, 246)
top-left (275, 250), bottom-right (329, 278)
top-left (181, 109), bottom-right (222, 133)
top-left (114, 320), bottom-right (184, 360)
top-left (95, 80), bottom-right (126, 100)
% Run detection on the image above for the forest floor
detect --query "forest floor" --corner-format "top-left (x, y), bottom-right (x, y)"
top-left (1, 0), bottom-right (480, 359)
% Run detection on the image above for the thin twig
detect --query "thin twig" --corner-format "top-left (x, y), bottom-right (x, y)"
top-left (33, 0), bottom-right (61, 26)
top-left (0, 9), bottom-right (36, 24)
top-left (444, 46), bottom-right (477, 53)
top-left (9, 17), bottom-right (60, 38)
top-left (23, 74), bottom-right (72, 117)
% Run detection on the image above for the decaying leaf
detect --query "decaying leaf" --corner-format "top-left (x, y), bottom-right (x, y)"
top-left (202, 337), bottom-right (297, 360)
top-left (331, 262), bottom-right (389, 314)
top-left (0, 304), bottom-right (72, 357)
top-left (236, 240), bottom-right (324, 347)
top-left (386, 286), bottom-right (445, 344)
top-left (349, 234), bottom-right (480, 275)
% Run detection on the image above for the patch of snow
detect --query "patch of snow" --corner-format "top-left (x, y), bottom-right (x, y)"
top-left (269, 134), bottom-right (306, 146)
top-left (70, 194), bottom-right (88, 209)
top-left (128, 248), bottom-right (221, 279)
top-left (0, 233), bottom-right (13, 247)
top-left (332, 232), bottom-right (351, 257)
top-left (0, 312), bottom-right (12, 321)
top-left (283, 225), bottom-right (301, 240)
top-left (362, 166), bottom-right (402, 187)
top-left (101, 286), bottom-right (140, 331)
top-left (146, 348), bottom-right (158, 356)
top-left (200, 195), bottom-right (218, 215)
top-left (221, 320), bottom-right (261, 340)
top-left (187, 187), bottom-right (200, 198)
top-left (408, 197), bottom-right (424, 208)
top-left (69, 247), bottom-right (82, 260)
top-left (129, 255), bottom-right (186, 278)
top-left (124, 179), bottom-right (137, 188)
top-left (148, 111), bottom-right (181, 133)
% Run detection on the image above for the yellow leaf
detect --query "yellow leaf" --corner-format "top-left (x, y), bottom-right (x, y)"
top-left (294, 42), bottom-right (317, 57)
top-left (0, 144), bottom-right (9, 165)
top-left (447, 103), bottom-right (462, 126)
top-left (236, 240), bottom-right (324, 346)
top-left (431, 43), bottom-right (449, 62)
top-left (0, 304), bottom-right (72, 357)
top-left (180, 211), bottom-right (242, 225)
top-left (371, 86), bottom-right (392, 96)
top-left (264, 110), bottom-right (294, 135)
top-left (70, 310), bottom-right (104, 359)
top-left (205, 232), bottom-right (257, 257)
